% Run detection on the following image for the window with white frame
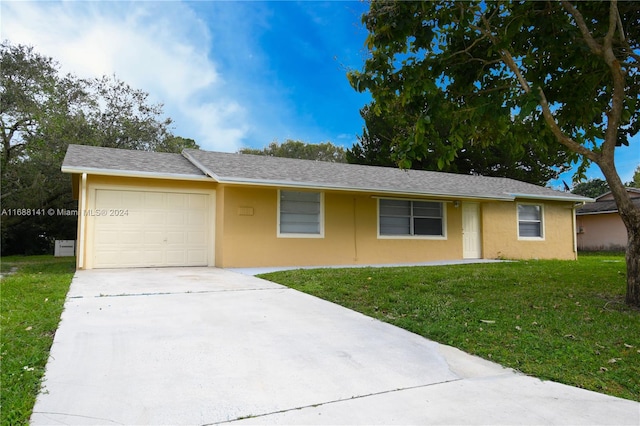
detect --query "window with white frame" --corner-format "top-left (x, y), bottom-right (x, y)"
top-left (518, 204), bottom-right (544, 238)
top-left (379, 199), bottom-right (445, 237)
top-left (278, 190), bottom-right (323, 237)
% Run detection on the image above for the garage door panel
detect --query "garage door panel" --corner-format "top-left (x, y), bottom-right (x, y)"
top-left (187, 250), bottom-right (207, 264)
top-left (188, 212), bottom-right (207, 226)
top-left (96, 210), bottom-right (145, 226)
top-left (93, 189), bottom-right (210, 268)
top-left (167, 193), bottom-right (188, 208)
top-left (144, 231), bottom-right (165, 244)
top-left (143, 211), bottom-right (165, 224)
top-left (96, 227), bottom-right (145, 244)
top-left (187, 232), bottom-right (206, 244)
top-left (166, 250), bottom-right (187, 264)
top-left (119, 230), bottom-right (145, 244)
top-left (95, 190), bottom-right (122, 208)
top-left (95, 229), bottom-right (119, 244)
top-left (97, 215), bottom-right (119, 225)
top-left (167, 211), bottom-right (186, 224)
top-left (189, 194), bottom-right (207, 209)
top-left (144, 192), bottom-right (165, 208)
top-left (127, 212), bottom-right (145, 226)
top-left (143, 250), bottom-right (164, 262)
top-left (166, 232), bottom-right (185, 244)
top-left (94, 251), bottom-right (119, 268)
top-left (119, 193), bottom-right (141, 209)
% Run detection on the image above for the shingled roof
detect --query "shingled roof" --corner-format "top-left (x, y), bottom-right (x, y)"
top-left (62, 144), bottom-right (207, 179)
top-left (576, 191), bottom-right (640, 215)
top-left (62, 144), bottom-right (592, 202)
top-left (182, 149), bottom-right (589, 202)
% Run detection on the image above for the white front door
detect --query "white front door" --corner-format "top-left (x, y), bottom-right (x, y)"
top-left (462, 202), bottom-right (482, 259)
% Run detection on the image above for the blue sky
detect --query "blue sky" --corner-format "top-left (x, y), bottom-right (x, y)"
top-left (2, 1), bottom-right (637, 187)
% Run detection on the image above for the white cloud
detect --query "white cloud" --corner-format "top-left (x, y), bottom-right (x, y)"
top-left (1, 0), bottom-right (248, 152)
top-left (184, 101), bottom-right (248, 153)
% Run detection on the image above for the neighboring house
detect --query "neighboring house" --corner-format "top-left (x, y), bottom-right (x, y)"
top-left (61, 144), bottom-right (592, 270)
top-left (576, 188), bottom-right (640, 251)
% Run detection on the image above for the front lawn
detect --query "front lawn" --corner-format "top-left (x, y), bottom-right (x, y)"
top-left (0, 256), bottom-right (75, 425)
top-left (259, 253), bottom-right (640, 401)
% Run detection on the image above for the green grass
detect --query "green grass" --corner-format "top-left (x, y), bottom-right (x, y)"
top-left (259, 252), bottom-right (640, 401)
top-left (1, 256), bottom-right (75, 425)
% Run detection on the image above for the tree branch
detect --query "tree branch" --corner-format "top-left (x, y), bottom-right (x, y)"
top-left (600, 0), bottom-right (626, 161)
top-left (446, 33), bottom-right (490, 61)
top-left (498, 49), bottom-right (531, 93)
top-left (473, 4), bottom-right (605, 169)
top-left (536, 87), bottom-right (599, 162)
top-left (476, 13), bottom-right (531, 94)
top-left (560, 1), bottom-right (603, 55)
top-left (604, 0), bottom-right (619, 49)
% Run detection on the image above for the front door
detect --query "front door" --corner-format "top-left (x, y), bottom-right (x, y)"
top-left (462, 203), bottom-right (482, 259)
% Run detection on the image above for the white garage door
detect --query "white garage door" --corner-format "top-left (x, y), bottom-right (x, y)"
top-left (93, 189), bottom-right (210, 268)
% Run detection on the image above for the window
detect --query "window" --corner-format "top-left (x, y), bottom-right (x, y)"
top-left (379, 199), bottom-right (445, 237)
top-left (518, 204), bottom-right (544, 239)
top-left (278, 190), bottom-right (323, 237)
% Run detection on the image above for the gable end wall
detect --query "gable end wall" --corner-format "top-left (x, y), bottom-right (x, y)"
top-left (482, 201), bottom-right (576, 260)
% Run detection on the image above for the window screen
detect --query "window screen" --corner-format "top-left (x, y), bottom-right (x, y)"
top-left (380, 199), bottom-right (443, 236)
top-left (279, 191), bottom-right (321, 235)
top-left (518, 204), bottom-right (543, 238)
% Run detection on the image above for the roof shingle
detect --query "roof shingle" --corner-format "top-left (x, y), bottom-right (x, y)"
top-left (576, 197), bottom-right (640, 215)
top-left (61, 144), bottom-right (591, 202)
top-left (183, 149), bottom-right (589, 202)
top-left (62, 144), bottom-right (206, 178)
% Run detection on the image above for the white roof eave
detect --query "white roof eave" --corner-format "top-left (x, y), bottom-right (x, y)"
top-left (509, 193), bottom-right (594, 203)
top-left (60, 166), bottom-right (212, 182)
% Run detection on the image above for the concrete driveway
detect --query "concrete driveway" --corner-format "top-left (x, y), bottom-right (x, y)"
top-left (31, 268), bottom-right (639, 425)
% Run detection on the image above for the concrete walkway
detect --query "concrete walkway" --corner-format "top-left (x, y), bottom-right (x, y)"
top-left (31, 268), bottom-right (639, 425)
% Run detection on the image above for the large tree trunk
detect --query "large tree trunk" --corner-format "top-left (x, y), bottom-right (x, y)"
top-left (598, 159), bottom-right (640, 307)
top-left (626, 226), bottom-right (640, 306)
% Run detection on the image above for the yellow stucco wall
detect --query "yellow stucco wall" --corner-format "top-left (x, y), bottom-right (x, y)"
top-left (72, 174), bottom-right (577, 268)
top-left (482, 201), bottom-right (576, 260)
top-left (216, 185), bottom-right (463, 268)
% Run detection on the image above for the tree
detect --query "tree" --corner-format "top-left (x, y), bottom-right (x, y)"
top-left (348, 102), bottom-right (571, 186)
top-left (1, 41), bottom-right (197, 255)
top-left (85, 75), bottom-right (173, 151)
top-left (348, 1), bottom-right (640, 306)
top-left (346, 104), bottom-right (395, 167)
top-left (629, 165), bottom-right (640, 188)
top-left (239, 140), bottom-right (346, 163)
top-left (571, 179), bottom-right (611, 199)
top-left (156, 136), bottom-right (199, 153)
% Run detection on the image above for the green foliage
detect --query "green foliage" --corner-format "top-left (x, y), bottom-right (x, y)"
top-left (260, 253), bottom-right (639, 401)
top-left (0, 256), bottom-right (75, 424)
top-left (239, 139), bottom-right (346, 163)
top-left (572, 178), bottom-right (611, 199)
top-left (156, 136), bottom-right (199, 153)
top-left (348, 1), bottom-right (639, 177)
top-left (0, 41), bottom-right (199, 255)
top-left (348, 103), bottom-right (571, 185)
top-left (629, 165), bottom-right (640, 188)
